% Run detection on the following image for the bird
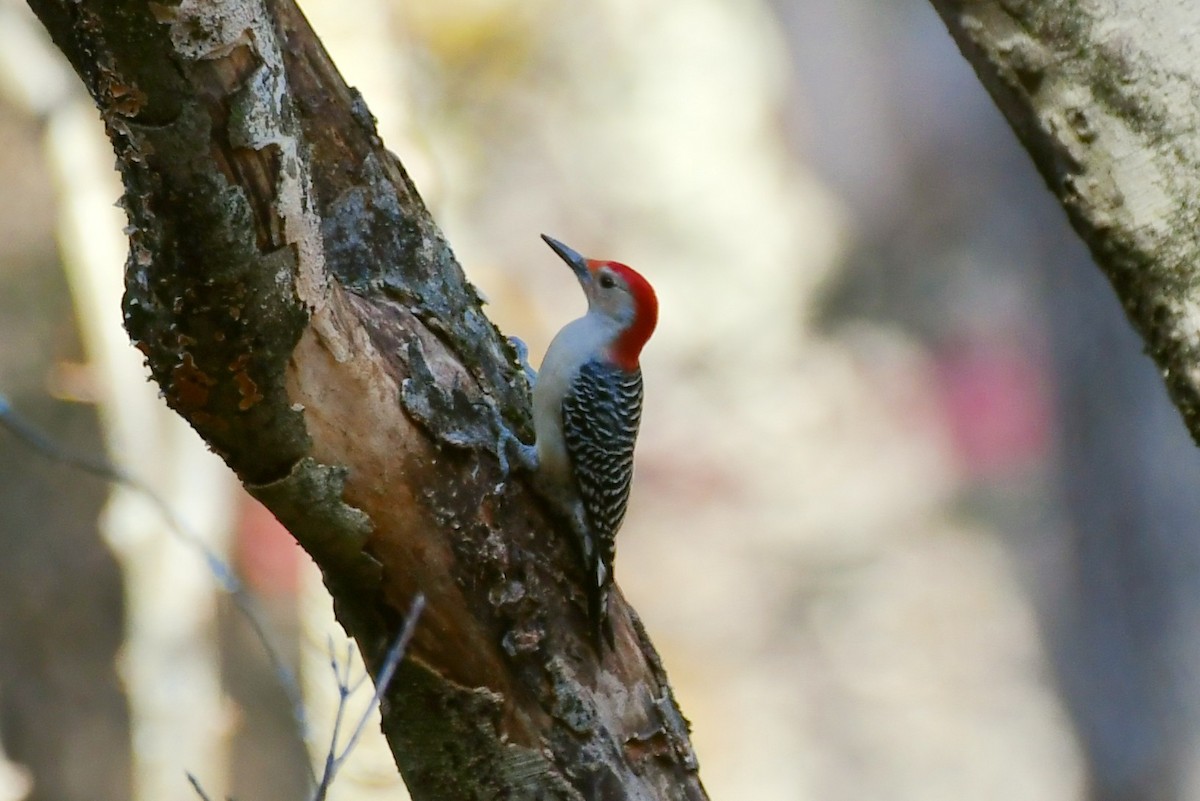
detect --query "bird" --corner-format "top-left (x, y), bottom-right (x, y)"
top-left (502, 234), bottom-right (658, 649)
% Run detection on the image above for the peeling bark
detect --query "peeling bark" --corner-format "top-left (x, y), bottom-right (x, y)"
top-left (928, 1), bottom-right (1200, 442)
top-left (23, 0), bottom-right (709, 798)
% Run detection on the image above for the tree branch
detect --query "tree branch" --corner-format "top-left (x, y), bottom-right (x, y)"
top-left (928, 1), bottom-right (1200, 441)
top-left (23, 0), bottom-right (708, 798)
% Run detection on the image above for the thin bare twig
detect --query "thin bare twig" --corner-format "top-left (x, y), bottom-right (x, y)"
top-left (311, 593), bottom-right (426, 801)
top-left (186, 772), bottom-right (216, 801)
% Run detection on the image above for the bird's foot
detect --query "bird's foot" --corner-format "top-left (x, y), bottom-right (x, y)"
top-left (496, 426), bottom-right (538, 480)
top-left (508, 336), bottom-right (537, 385)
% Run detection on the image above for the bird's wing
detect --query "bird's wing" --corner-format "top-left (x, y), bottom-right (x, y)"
top-left (560, 360), bottom-right (644, 544)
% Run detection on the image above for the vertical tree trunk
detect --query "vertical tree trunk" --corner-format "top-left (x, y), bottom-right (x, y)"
top-left (49, 98), bottom-right (239, 801)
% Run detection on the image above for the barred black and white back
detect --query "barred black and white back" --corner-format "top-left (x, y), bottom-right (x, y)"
top-left (561, 359), bottom-right (644, 647)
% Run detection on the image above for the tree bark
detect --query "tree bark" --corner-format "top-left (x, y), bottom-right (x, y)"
top-left (22, 1), bottom-right (708, 798)
top-left (927, 1), bottom-right (1200, 444)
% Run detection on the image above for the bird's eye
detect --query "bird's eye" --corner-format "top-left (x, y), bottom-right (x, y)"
top-left (599, 274), bottom-right (616, 289)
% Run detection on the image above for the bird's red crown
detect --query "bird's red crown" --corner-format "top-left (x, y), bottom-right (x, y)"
top-left (589, 259), bottom-right (658, 371)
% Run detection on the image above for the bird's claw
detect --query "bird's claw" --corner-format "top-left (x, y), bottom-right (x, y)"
top-left (490, 396), bottom-right (538, 486)
top-left (487, 337), bottom-right (537, 489)
top-left (508, 336), bottom-right (537, 384)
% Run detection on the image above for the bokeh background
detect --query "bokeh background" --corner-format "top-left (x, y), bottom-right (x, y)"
top-left (3, 0), bottom-right (1200, 800)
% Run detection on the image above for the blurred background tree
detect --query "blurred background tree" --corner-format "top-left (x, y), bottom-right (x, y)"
top-left (1, 0), bottom-right (1197, 799)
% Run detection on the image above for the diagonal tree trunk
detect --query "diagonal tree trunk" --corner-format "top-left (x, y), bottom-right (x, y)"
top-left (929, 6), bottom-right (1200, 800)
top-left (928, 1), bottom-right (1200, 445)
top-left (22, 0), bottom-right (709, 798)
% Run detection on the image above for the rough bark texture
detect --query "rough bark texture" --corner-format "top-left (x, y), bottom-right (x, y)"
top-left (23, 1), bottom-right (708, 798)
top-left (928, 2), bottom-right (1200, 443)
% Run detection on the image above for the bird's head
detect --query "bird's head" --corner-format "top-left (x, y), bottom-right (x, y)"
top-left (542, 234), bottom-right (658, 370)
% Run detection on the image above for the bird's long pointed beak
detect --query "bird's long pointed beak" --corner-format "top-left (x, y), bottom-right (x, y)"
top-left (541, 234), bottom-right (591, 285)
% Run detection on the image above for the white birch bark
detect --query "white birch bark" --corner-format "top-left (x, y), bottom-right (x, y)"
top-left (929, 1), bottom-right (1200, 442)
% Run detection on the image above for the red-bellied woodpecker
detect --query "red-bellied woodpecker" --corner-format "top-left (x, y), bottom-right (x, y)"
top-left (504, 234), bottom-right (658, 650)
